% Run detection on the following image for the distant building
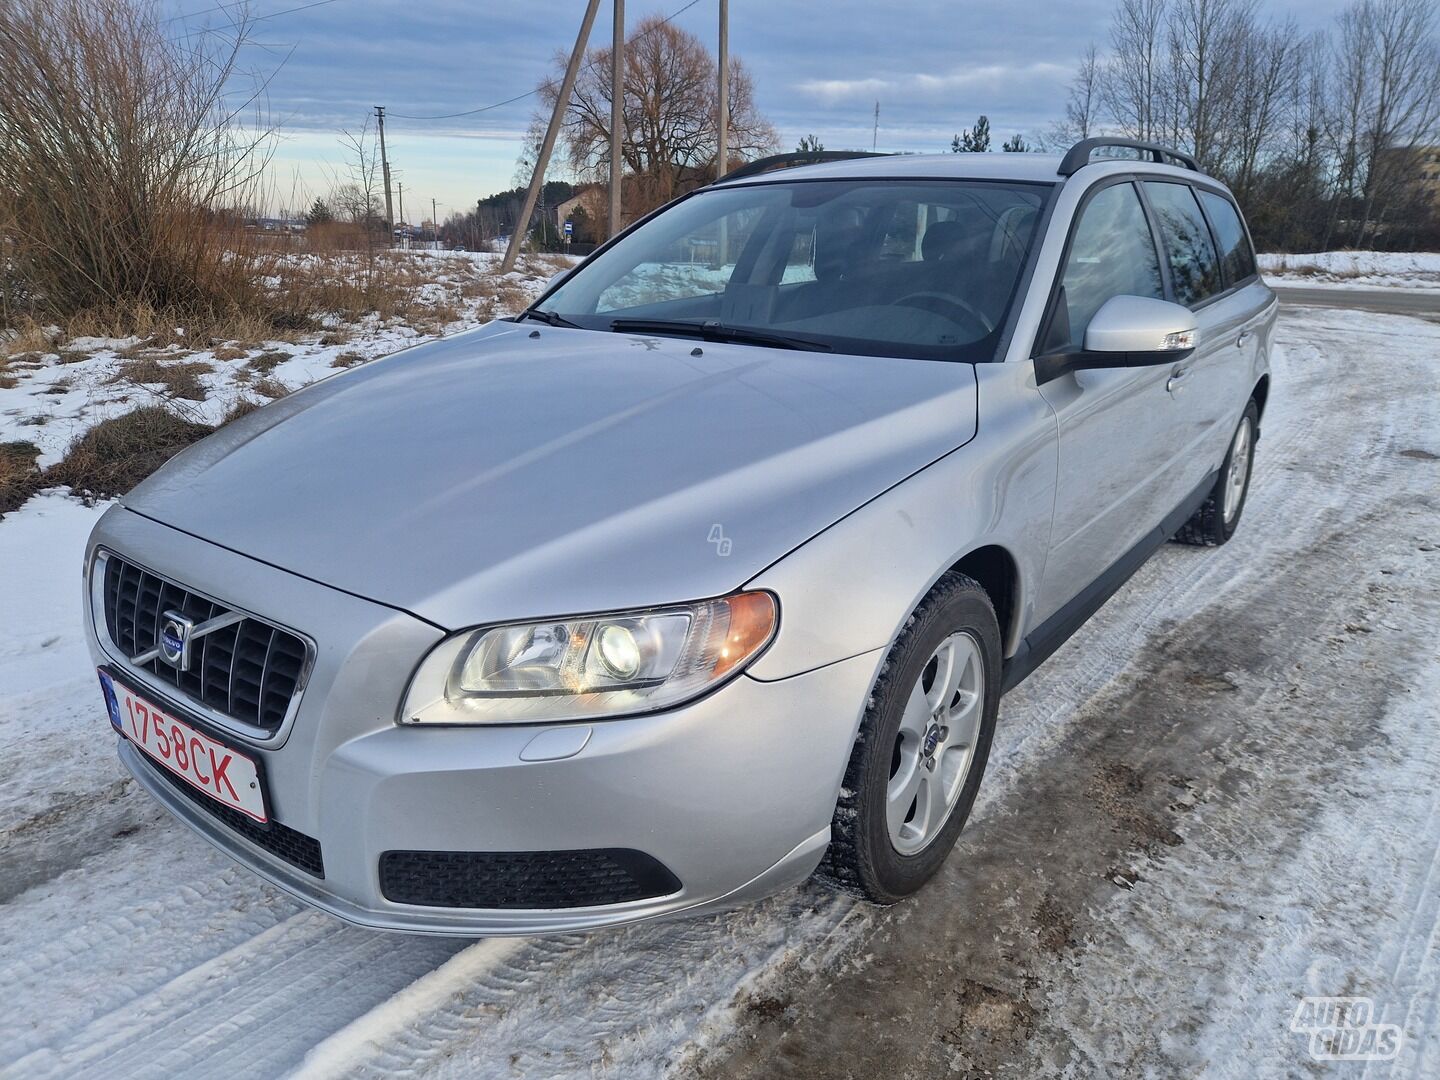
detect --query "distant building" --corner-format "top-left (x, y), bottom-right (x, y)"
top-left (1378, 145), bottom-right (1440, 205)
top-left (553, 185), bottom-right (605, 241)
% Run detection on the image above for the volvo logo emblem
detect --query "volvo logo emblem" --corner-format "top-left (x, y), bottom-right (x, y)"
top-left (159, 610), bottom-right (195, 672)
top-left (129, 607), bottom-right (244, 672)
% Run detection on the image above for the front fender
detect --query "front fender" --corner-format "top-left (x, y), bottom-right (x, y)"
top-left (745, 362), bottom-right (1058, 681)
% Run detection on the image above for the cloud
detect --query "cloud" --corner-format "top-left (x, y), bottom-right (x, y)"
top-left (797, 62), bottom-right (1072, 105)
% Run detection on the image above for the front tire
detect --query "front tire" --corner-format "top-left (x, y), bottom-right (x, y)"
top-left (818, 572), bottom-right (1001, 903)
top-left (1173, 399), bottom-right (1259, 547)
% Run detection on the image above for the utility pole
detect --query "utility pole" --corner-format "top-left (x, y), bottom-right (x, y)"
top-left (716, 0), bottom-right (728, 180)
top-left (872, 101), bottom-right (879, 151)
top-left (502, 0), bottom-right (602, 273)
top-left (397, 181), bottom-right (405, 247)
top-left (432, 197), bottom-right (438, 250)
top-left (609, 0), bottom-right (624, 237)
top-left (477, 198), bottom-right (483, 252)
top-left (375, 105), bottom-right (394, 239)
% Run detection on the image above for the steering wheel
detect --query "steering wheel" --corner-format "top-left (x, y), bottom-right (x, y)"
top-left (893, 292), bottom-right (995, 336)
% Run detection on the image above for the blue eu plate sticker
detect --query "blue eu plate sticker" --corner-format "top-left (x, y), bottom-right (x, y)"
top-left (98, 671), bottom-right (122, 731)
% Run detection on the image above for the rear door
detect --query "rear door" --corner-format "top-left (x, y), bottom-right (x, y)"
top-left (1140, 180), bottom-right (1257, 491)
top-left (1031, 178), bottom-right (1188, 624)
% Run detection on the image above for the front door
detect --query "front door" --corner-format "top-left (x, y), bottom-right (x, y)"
top-left (1032, 179), bottom-right (1192, 624)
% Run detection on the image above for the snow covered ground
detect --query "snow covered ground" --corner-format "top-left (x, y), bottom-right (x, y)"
top-left (1, 299), bottom-right (1437, 1077)
top-left (0, 251), bottom-right (567, 468)
top-left (1259, 250), bottom-right (1440, 291)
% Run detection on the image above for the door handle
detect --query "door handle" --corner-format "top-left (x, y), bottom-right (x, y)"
top-left (1166, 366), bottom-right (1191, 394)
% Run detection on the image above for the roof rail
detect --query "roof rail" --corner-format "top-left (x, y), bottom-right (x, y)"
top-left (713, 150), bottom-right (892, 184)
top-left (1058, 138), bottom-right (1199, 176)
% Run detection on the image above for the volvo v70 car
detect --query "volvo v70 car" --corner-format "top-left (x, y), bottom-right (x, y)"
top-left (86, 138), bottom-right (1274, 933)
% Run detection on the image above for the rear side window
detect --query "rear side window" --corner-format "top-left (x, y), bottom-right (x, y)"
top-left (1143, 181), bottom-right (1221, 306)
top-left (1197, 190), bottom-right (1257, 286)
top-left (1047, 182), bottom-right (1165, 351)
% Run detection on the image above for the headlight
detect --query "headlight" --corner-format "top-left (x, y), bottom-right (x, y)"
top-left (400, 592), bottom-right (778, 725)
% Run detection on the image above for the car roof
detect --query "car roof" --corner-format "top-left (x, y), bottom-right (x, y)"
top-left (712, 152), bottom-right (1215, 188)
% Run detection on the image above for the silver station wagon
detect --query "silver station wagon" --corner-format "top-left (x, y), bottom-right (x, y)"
top-left (85, 139), bottom-right (1274, 934)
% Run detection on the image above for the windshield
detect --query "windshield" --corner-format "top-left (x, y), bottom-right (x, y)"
top-left (535, 179), bottom-right (1050, 361)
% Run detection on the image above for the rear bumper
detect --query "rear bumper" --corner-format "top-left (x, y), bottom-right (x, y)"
top-left (90, 506), bottom-right (880, 935)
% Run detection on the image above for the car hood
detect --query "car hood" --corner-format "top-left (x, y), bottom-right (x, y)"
top-left (125, 323), bottom-right (977, 629)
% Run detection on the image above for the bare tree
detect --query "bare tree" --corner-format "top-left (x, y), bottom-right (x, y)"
top-left (1332, 0), bottom-right (1440, 245)
top-left (1226, 18), bottom-right (1304, 198)
top-left (529, 16), bottom-right (777, 225)
top-left (1103, 0), bottom-right (1169, 142)
top-left (333, 121), bottom-right (385, 231)
top-left (1043, 44), bottom-right (1104, 149)
top-left (1167, 0), bottom-right (1255, 169)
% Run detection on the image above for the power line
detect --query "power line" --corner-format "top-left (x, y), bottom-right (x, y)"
top-left (389, 0), bottom-right (705, 121)
top-left (164, 0), bottom-right (345, 28)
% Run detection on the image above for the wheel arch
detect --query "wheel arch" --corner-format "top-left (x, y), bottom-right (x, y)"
top-left (945, 544), bottom-right (1022, 658)
top-left (1252, 373), bottom-right (1270, 421)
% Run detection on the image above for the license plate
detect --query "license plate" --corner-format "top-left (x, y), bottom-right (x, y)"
top-left (99, 671), bottom-right (268, 823)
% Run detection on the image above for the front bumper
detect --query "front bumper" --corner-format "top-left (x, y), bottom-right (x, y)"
top-left (88, 506), bottom-right (880, 935)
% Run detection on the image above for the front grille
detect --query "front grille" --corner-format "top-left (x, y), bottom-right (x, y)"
top-left (139, 750), bottom-right (325, 877)
top-left (379, 848), bottom-right (682, 909)
top-left (102, 554), bottom-right (308, 734)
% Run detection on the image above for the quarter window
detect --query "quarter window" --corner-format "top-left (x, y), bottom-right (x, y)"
top-left (1048, 182), bottom-right (1165, 351)
top-left (1197, 190), bottom-right (1257, 286)
top-left (1143, 181), bottom-right (1222, 306)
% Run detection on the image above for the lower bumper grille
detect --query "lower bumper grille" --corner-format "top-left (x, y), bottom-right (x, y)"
top-left (138, 750), bottom-right (325, 878)
top-left (379, 848), bottom-right (681, 909)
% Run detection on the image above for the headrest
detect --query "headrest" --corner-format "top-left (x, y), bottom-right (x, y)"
top-left (921, 219), bottom-right (971, 262)
top-left (814, 220), bottom-right (865, 281)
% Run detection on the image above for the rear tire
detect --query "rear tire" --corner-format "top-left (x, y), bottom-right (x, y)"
top-left (1173, 400), bottom-right (1259, 547)
top-left (818, 572), bottom-right (1001, 904)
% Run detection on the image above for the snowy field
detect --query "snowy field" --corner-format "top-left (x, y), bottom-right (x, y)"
top-left (0, 251), bottom-right (568, 468)
top-left (1259, 250), bottom-right (1440, 291)
top-left (1, 297), bottom-right (1438, 1077)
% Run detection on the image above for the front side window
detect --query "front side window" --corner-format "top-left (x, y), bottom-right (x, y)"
top-left (1046, 182), bottom-right (1165, 351)
top-left (1197, 190), bottom-right (1256, 286)
top-left (538, 179), bottom-right (1048, 362)
top-left (1143, 181), bottom-right (1222, 306)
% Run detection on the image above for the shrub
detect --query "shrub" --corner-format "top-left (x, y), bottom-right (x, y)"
top-left (0, 441), bottom-right (42, 515)
top-left (0, 0), bottom-right (271, 327)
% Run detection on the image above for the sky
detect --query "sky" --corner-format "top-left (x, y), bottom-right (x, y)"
top-left (172, 0), bottom-right (1354, 221)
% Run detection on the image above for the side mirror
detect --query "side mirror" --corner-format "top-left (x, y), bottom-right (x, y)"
top-left (544, 270), bottom-right (568, 293)
top-left (1035, 296), bottom-right (1197, 385)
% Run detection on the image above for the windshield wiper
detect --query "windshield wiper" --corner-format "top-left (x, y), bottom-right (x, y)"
top-left (608, 318), bottom-right (832, 352)
top-left (519, 308), bottom-right (581, 328)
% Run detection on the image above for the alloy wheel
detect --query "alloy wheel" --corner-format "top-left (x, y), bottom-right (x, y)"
top-left (886, 631), bottom-right (985, 855)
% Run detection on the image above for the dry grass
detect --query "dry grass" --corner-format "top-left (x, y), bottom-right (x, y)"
top-left (2, 319), bottom-right (57, 358)
top-left (331, 351), bottom-right (366, 368)
top-left (0, 440), bottom-right (43, 515)
top-left (250, 377), bottom-right (289, 400)
top-left (247, 350), bottom-right (292, 374)
top-left (110, 357), bottom-right (214, 401)
top-left (46, 406), bottom-right (213, 499)
top-left (222, 398), bottom-right (264, 423)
